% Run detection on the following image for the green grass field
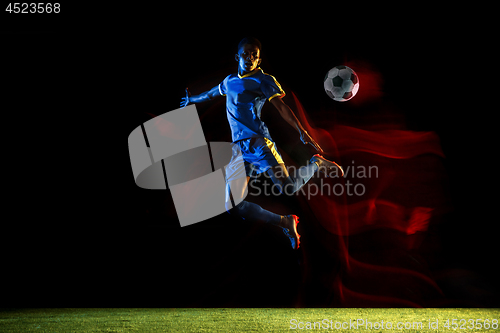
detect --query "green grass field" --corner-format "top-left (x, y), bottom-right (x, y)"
top-left (1, 308), bottom-right (499, 332)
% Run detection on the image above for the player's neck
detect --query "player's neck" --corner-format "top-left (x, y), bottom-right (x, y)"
top-left (238, 67), bottom-right (260, 78)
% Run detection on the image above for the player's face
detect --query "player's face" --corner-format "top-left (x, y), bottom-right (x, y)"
top-left (235, 44), bottom-right (261, 74)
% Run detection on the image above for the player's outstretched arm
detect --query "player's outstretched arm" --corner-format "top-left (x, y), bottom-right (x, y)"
top-left (180, 86), bottom-right (221, 108)
top-left (270, 97), bottom-right (324, 153)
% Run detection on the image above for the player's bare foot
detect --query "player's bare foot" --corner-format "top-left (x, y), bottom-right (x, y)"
top-left (310, 154), bottom-right (344, 177)
top-left (280, 215), bottom-right (300, 250)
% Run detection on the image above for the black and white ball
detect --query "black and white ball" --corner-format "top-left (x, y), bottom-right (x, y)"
top-left (324, 65), bottom-right (359, 102)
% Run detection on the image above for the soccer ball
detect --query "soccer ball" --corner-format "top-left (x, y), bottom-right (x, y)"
top-left (324, 65), bottom-right (359, 102)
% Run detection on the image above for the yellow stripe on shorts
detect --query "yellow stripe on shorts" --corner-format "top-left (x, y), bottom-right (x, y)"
top-left (263, 137), bottom-right (284, 165)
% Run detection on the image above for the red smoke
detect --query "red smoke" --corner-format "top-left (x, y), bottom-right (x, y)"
top-left (332, 125), bottom-right (444, 159)
top-left (287, 68), bottom-right (451, 306)
top-left (345, 60), bottom-right (384, 106)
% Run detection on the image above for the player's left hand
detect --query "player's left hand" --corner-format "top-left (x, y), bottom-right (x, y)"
top-left (180, 88), bottom-right (191, 108)
top-left (300, 131), bottom-right (324, 153)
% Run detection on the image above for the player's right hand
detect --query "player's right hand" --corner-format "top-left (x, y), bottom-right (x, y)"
top-left (307, 138), bottom-right (324, 154)
top-left (180, 88), bottom-right (191, 108)
top-left (300, 131), bottom-right (324, 153)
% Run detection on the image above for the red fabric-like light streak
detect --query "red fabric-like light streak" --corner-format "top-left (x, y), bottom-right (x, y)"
top-left (287, 70), bottom-right (450, 306)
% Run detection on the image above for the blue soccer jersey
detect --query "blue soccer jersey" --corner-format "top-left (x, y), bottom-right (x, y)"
top-left (218, 68), bottom-right (285, 143)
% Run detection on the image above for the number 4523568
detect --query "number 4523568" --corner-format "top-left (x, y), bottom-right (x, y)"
top-left (6, 3), bottom-right (60, 13)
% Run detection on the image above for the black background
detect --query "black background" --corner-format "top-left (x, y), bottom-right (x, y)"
top-left (2, 5), bottom-right (497, 307)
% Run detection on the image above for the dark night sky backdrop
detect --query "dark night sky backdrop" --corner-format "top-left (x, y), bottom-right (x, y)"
top-left (2, 6), bottom-right (497, 307)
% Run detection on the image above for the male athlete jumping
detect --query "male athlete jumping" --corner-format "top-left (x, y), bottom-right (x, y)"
top-left (180, 37), bottom-right (343, 250)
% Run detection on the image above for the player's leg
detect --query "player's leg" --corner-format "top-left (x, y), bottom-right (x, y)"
top-left (223, 141), bottom-right (282, 225)
top-left (310, 154), bottom-right (344, 177)
top-left (266, 162), bottom-right (318, 195)
top-left (262, 163), bottom-right (302, 249)
top-left (268, 156), bottom-right (344, 194)
top-left (263, 157), bottom-right (341, 249)
top-left (272, 156), bottom-right (344, 193)
top-left (225, 176), bottom-right (282, 225)
top-left (224, 137), bottom-right (305, 249)
top-left (224, 175), bottom-right (300, 249)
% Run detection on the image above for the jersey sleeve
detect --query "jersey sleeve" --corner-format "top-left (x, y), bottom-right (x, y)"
top-left (218, 76), bottom-right (229, 96)
top-left (261, 74), bottom-right (285, 101)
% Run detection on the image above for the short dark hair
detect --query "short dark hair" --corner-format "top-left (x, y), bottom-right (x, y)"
top-left (237, 37), bottom-right (262, 53)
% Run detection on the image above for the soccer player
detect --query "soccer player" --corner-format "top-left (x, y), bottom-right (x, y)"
top-left (180, 37), bottom-right (343, 249)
